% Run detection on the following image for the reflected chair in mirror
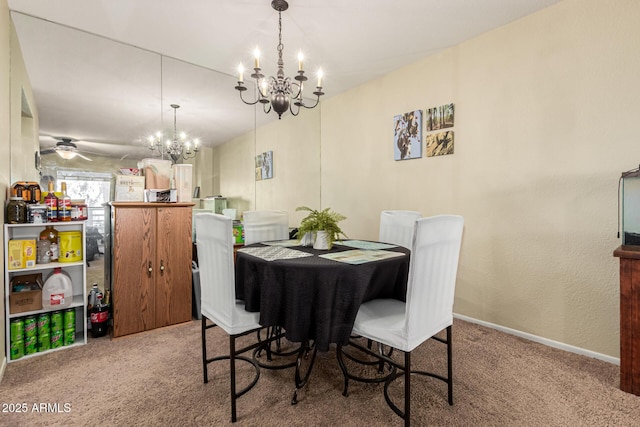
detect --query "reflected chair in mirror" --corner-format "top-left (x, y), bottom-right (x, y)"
top-left (337, 215), bottom-right (464, 426)
top-left (196, 212), bottom-right (266, 423)
top-left (379, 210), bottom-right (422, 249)
top-left (242, 210), bottom-right (289, 245)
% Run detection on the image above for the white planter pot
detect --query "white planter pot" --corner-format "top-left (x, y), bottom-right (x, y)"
top-left (313, 230), bottom-right (330, 250)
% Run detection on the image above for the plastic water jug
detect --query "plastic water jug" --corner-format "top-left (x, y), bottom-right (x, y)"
top-left (42, 268), bottom-right (73, 309)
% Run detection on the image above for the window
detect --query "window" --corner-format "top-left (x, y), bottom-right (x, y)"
top-left (56, 170), bottom-right (112, 239)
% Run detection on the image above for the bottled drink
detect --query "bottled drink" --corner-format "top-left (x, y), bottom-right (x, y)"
top-left (58, 182), bottom-right (72, 222)
top-left (90, 294), bottom-right (109, 338)
top-left (40, 225), bottom-right (59, 262)
top-left (44, 182), bottom-right (58, 222)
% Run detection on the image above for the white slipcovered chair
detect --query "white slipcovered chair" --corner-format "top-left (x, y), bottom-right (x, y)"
top-left (378, 210), bottom-right (422, 249)
top-left (242, 210), bottom-right (289, 245)
top-left (196, 212), bottom-right (265, 423)
top-left (338, 215), bottom-right (464, 426)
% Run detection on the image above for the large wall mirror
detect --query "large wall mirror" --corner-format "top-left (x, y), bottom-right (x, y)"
top-left (10, 11), bottom-right (259, 177)
top-left (9, 11), bottom-right (321, 287)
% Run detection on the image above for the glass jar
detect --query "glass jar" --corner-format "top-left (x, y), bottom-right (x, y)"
top-left (7, 197), bottom-right (27, 224)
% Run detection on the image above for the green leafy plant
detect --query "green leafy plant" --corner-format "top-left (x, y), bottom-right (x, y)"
top-left (295, 206), bottom-right (347, 248)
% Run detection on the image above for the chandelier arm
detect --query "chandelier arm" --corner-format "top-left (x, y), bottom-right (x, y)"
top-left (298, 96), bottom-right (321, 110)
top-left (290, 81), bottom-right (304, 102)
top-left (238, 89), bottom-right (262, 106)
top-left (288, 103), bottom-right (300, 116)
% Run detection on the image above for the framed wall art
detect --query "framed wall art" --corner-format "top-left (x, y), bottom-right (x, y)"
top-left (393, 110), bottom-right (422, 160)
top-left (426, 130), bottom-right (454, 157)
top-left (255, 150), bottom-right (273, 180)
top-left (426, 103), bottom-right (454, 132)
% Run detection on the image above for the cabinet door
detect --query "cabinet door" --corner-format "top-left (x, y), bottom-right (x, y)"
top-left (112, 207), bottom-right (156, 337)
top-left (155, 206), bottom-right (192, 327)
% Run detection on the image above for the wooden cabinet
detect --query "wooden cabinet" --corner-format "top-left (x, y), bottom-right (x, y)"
top-left (613, 246), bottom-right (640, 396)
top-left (109, 202), bottom-right (193, 337)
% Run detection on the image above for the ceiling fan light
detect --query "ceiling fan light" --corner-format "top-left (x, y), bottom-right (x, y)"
top-left (57, 150), bottom-right (77, 160)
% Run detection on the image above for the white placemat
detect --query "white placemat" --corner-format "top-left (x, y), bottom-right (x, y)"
top-left (261, 239), bottom-right (301, 247)
top-left (319, 249), bottom-right (405, 265)
top-left (237, 246), bottom-right (313, 261)
top-left (335, 240), bottom-right (397, 250)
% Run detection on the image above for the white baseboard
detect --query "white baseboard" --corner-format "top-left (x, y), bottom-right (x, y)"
top-left (453, 313), bottom-right (620, 366)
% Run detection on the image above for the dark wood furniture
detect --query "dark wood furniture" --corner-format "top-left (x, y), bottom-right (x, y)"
top-left (613, 246), bottom-right (640, 396)
top-left (109, 202), bottom-right (194, 337)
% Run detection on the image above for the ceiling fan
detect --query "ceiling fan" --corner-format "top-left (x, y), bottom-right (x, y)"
top-left (40, 138), bottom-right (93, 161)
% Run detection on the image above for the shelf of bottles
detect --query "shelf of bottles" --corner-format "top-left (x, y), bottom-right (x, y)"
top-left (4, 222), bottom-right (88, 363)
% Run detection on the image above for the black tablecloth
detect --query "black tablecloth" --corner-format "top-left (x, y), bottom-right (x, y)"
top-left (235, 243), bottom-right (410, 352)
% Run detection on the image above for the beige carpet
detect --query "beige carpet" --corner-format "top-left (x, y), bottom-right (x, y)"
top-left (1, 318), bottom-right (639, 426)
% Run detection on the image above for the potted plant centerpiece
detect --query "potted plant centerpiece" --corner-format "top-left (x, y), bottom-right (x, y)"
top-left (295, 206), bottom-right (347, 250)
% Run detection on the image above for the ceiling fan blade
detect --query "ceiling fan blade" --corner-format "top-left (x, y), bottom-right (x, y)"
top-left (40, 148), bottom-right (56, 155)
top-left (75, 152), bottom-right (93, 162)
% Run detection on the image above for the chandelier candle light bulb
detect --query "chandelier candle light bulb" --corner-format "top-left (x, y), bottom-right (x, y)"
top-left (254, 47), bottom-right (260, 68)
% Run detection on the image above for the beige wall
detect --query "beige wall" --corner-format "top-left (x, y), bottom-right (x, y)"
top-left (215, 107), bottom-right (321, 225)
top-left (0, 0), bottom-right (10, 375)
top-left (255, 109), bottom-right (321, 225)
top-left (9, 21), bottom-right (39, 184)
top-left (322, 0), bottom-right (640, 358)
top-left (216, 129), bottom-right (256, 214)
top-left (216, 0), bottom-right (640, 358)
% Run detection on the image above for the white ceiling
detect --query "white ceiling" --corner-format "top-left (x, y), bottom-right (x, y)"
top-left (8, 0), bottom-right (561, 161)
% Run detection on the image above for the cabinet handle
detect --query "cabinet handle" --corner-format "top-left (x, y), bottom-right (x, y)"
top-left (160, 260), bottom-right (165, 275)
top-left (148, 261), bottom-right (153, 276)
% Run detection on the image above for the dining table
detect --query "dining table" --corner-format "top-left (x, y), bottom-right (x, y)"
top-left (234, 239), bottom-right (410, 403)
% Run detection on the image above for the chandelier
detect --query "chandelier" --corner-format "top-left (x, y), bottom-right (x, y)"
top-left (148, 104), bottom-right (199, 163)
top-left (234, 0), bottom-right (324, 120)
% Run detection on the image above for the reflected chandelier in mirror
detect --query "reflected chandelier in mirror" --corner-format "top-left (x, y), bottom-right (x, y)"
top-left (147, 104), bottom-right (200, 164)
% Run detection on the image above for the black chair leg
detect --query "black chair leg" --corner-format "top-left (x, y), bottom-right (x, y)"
top-left (340, 327), bottom-right (452, 426)
top-left (201, 320), bottom-right (262, 423)
top-left (446, 325), bottom-right (453, 405)
top-left (404, 351), bottom-right (411, 427)
top-left (230, 335), bottom-right (237, 423)
top-left (202, 316), bottom-right (208, 384)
